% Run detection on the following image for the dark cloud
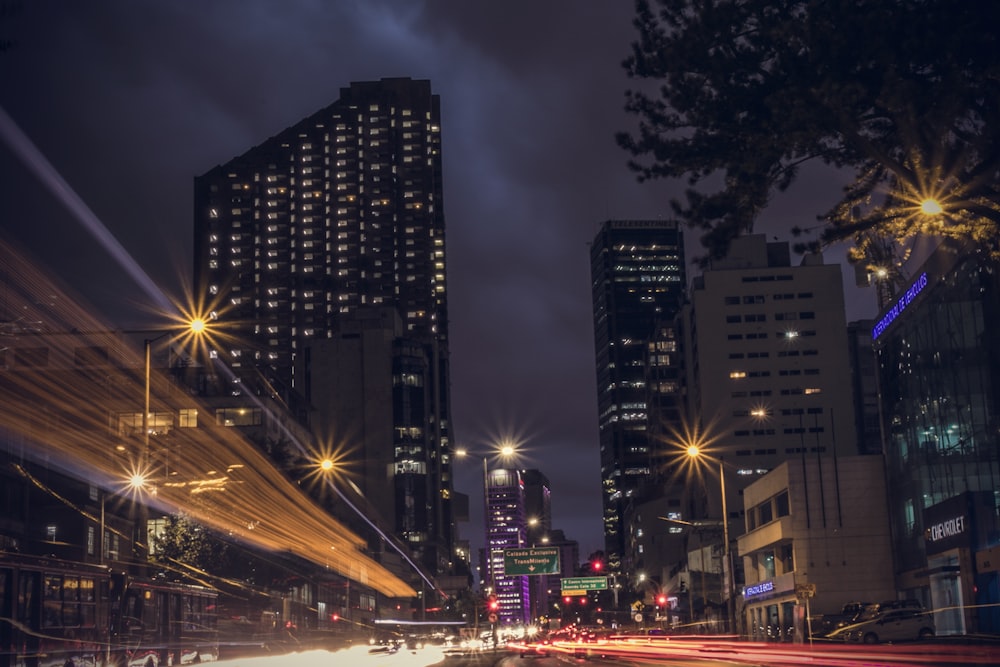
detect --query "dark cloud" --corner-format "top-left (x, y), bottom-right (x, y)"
top-left (0, 0), bottom-right (876, 559)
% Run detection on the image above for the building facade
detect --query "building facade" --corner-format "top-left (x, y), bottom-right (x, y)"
top-left (485, 468), bottom-right (531, 625)
top-left (737, 456), bottom-right (896, 642)
top-left (681, 235), bottom-right (859, 499)
top-left (678, 235), bottom-right (861, 632)
top-left (192, 78), bottom-right (455, 577)
top-left (590, 219), bottom-right (687, 572)
top-left (872, 240), bottom-right (1000, 635)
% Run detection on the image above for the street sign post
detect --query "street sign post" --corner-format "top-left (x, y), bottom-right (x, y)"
top-left (560, 576), bottom-right (609, 591)
top-left (502, 547), bottom-right (561, 575)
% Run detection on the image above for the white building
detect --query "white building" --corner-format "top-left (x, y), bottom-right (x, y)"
top-left (681, 234), bottom-right (859, 493)
top-left (737, 456), bottom-right (895, 641)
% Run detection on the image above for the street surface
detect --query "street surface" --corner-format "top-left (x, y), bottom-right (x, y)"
top-left (213, 637), bottom-right (1000, 667)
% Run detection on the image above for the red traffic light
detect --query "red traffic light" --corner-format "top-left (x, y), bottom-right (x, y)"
top-left (591, 559), bottom-right (603, 571)
top-left (656, 594), bottom-right (667, 607)
top-left (487, 596), bottom-right (499, 612)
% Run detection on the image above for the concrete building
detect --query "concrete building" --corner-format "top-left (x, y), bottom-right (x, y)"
top-left (737, 456), bottom-right (895, 642)
top-left (679, 234), bottom-right (861, 632)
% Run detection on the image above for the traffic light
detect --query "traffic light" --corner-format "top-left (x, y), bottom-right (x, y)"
top-left (487, 595), bottom-right (499, 612)
top-left (591, 559), bottom-right (603, 572)
top-left (656, 594), bottom-right (667, 608)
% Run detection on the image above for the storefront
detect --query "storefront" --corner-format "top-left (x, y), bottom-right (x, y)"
top-left (742, 572), bottom-right (797, 642)
top-left (923, 492), bottom-right (994, 635)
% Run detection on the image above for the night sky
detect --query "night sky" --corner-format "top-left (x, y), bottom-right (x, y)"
top-left (0, 1), bottom-right (877, 559)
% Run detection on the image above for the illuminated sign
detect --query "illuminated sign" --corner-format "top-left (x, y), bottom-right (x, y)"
top-left (926, 515), bottom-right (966, 543)
top-left (743, 580), bottom-right (775, 599)
top-left (872, 272), bottom-right (929, 340)
top-left (923, 492), bottom-right (979, 555)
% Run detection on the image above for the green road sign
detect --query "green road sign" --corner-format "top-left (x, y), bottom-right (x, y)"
top-left (560, 576), bottom-right (608, 591)
top-left (502, 547), bottom-right (560, 575)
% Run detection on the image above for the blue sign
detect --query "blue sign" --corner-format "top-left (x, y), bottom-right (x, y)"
top-left (743, 580), bottom-right (775, 600)
top-left (872, 272), bottom-right (929, 340)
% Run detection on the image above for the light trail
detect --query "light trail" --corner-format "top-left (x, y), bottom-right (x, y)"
top-left (0, 241), bottom-right (415, 598)
top-left (0, 105), bottom-right (173, 314)
top-left (215, 646), bottom-right (450, 667)
top-left (536, 634), bottom-right (1000, 666)
top-left (0, 104), bottom-right (435, 597)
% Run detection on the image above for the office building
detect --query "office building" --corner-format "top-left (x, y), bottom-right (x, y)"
top-left (871, 239), bottom-right (1000, 635)
top-left (680, 234), bottom-right (859, 491)
top-left (193, 78), bottom-right (455, 577)
top-left (590, 219), bottom-right (687, 572)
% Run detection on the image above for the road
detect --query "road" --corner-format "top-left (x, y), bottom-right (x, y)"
top-left (213, 638), bottom-right (1000, 667)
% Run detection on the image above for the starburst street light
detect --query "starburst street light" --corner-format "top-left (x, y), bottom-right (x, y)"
top-left (455, 443), bottom-right (519, 595)
top-left (685, 443), bottom-right (735, 635)
top-left (142, 317), bottom-right (211, 462)
top-left (920, 197), bottom-right (944, 216)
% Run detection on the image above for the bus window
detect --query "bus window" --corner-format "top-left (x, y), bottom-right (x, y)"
top-left (43, 574), bottom-right (62, 627)
top-left (62, 576), bottom-right (81, 626)
top-left (80, 577), bottom-right (96, 626)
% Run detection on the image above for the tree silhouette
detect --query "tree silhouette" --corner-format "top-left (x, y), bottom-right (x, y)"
top-left (619, 0), bottom-right (1000, 266)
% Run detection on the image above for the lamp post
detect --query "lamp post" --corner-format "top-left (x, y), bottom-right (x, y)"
top-left (456, 443), bottom-right (516, 593)
top-left (100, 473), bottom-right (150, 565)
top-left (142, 318), bottom-right (206, 463)
top-left (456, 443), bottom-right (516, 635)
top-left (685, 445), bottom-right (735, 635)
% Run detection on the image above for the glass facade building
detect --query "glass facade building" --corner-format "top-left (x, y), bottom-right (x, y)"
top-left (873, 240), bottom-right (1000, 635)
top-left (590, 220), bottom-right (686, 572)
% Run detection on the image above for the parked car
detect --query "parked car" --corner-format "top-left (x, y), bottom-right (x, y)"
top-left (813, 601), bottom-right (872, 638)
top-left (830, 605), bottom-right (935, 644)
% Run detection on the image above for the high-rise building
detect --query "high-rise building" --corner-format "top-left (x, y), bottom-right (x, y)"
top-left (680, 234), bottom-right (859, 522)
top-left (590, 220), bottom-right (687, 572)
top-left (192, 78), bottom-right (454, 576)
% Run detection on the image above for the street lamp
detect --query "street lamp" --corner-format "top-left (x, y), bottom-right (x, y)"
top-left (455, 444), bottom-right (517, 591)
top-left (685, 444), bottom-right (735, 635)
top-left (142, 318), bottom-right (207, 462)
top-left (919, 197), bottom-right (944, 216)
top-left (100, 472), bottom-right (150, 565)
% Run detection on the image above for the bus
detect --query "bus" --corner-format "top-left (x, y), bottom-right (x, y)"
top-left (0, 552), bottom-right (218, 666)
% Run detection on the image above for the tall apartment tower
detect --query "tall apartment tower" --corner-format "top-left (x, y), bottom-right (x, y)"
top-left (590, 220), bottom-right (687, 572)
top-left (680, 235), bottom-right (858, 521)
top-left (192, 78), bottom-right (455, 576)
